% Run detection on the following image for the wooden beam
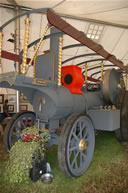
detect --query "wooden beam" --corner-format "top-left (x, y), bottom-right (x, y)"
top-left (1, 50), bottom-right (31, 64)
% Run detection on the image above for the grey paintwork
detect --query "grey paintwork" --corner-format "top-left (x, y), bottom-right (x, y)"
top-left (0, 69), bottom-right (120, 130)
top-left (88, 109), bottom-right (120, 131)
top-left (35, 53), bottom-right (55, 81)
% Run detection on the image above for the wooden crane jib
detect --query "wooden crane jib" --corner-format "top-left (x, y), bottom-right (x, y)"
top-left (47, 9), bottom-right (127, 73)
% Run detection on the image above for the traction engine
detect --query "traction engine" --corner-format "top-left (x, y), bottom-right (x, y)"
top-left (0, 8), bottom-right (127, 178)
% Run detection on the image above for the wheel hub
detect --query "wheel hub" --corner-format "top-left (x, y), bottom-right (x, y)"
top-left (79, 139), bottom-right (87, 151)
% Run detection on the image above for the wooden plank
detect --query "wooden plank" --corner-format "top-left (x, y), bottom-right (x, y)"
top-left (1, 50), bottom-right (31, 64)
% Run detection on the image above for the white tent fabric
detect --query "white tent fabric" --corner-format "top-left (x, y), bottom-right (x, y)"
top-left (1, 0), bottom-right (128, 27)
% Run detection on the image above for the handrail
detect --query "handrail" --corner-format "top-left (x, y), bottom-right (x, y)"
top-left (62, 53), bottom-right (99, 64)
top-left (91, 70), bottom-right (106, 78)
top-left (76, 58), bottom-right (106, 67)
top-left (19, 32), bottom-right (64, 58)
top-left (0, 8), bottom-right (48, 30)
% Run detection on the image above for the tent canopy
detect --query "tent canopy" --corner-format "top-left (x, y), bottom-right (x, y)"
top-left (1, 0), bottom-right (128, 27)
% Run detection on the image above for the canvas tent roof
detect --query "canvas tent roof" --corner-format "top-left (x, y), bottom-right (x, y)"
top-left (1, 0), bottom-right (128, 27)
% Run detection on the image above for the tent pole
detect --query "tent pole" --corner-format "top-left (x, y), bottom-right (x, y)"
top-left (15, 6), bottom-right (21, 113)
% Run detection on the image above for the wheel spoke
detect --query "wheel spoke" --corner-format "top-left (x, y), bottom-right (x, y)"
top-left (76, 122), bottom-right (82, 139)
top-left (71, 151), bottom-right (79, 168)
top-left (25, 117), bottom-right (28, 126)
top-left (81, 151), bottom-right (87, 160)
top-left (15, 123), bottom-right (22, 131)
top-left (20, 119), bottom-right (27, 128)
top-left (72, 132), bottom-right (79, 141)
top-left (80, 121), bottom-right (84, 130)
top-left (69, 146), bottom-right (77, 152)
top-left (79, 126), bottom-right (82, 139)
top-left (30, 119), bottom-right (34, 127)
top-left (74, 159), bottom-right (78, 169)
top-left (70, 137), bottom-right (76, 146)
top-left (80, 152), bottom-right (83, 165)
top-left (83, 130), bottom-right (87, 139)
top-left (77, 121), bottom-right (87, 139)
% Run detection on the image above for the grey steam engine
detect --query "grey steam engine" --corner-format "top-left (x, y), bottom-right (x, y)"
top-left (0, 8), bottom-right (127, 178)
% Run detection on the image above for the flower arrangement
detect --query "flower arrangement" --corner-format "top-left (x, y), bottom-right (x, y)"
top-left (5, 126), bottom-right (50, 183)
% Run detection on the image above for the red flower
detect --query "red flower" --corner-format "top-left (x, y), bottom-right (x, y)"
top-left (23, 133), bottom-right (34, 141)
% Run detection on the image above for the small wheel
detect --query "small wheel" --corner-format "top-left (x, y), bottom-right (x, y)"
top-left (3, 111), bottom-right (35, 151)
top-left (58, 113), bottom-right (95, 177)
top-left (115, 91), bottom-right (128, 142)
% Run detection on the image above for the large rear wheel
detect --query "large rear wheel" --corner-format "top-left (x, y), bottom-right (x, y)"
top-left (3, 111), bottom-right (35, 151)
top-left (58, 113), bottom-right (95, 177)
top-left (115, 91), bottom-right (128, 142)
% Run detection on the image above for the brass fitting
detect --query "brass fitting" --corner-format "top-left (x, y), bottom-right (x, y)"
top-left (85, 64), bottom-right (88, 83)
top-left (0, 31), bottom-right (3, 65)
top-left (79, 139), bottom-right (87, 151)
top-left (57, 37), bottom-right (63, 86)
top-left (33, 45), bottom-right (37, 78)
top-left (29, 25), bottom-right (51, 67)
top-left (101, 62), bottom-right (104, 81)
top-left (117, 84), bottom-right (121, 89)
top-left (21, 17), bottom-right (31, 74)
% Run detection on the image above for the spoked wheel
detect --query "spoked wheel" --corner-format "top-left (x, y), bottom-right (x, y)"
top-left (3, 111), bottom-right (36, 151)
top-left (115, 91), bottom-right (128, 142)
top-left (58, 113), bottom-right (95, 177)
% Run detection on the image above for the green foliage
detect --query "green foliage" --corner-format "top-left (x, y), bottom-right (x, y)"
top-left (5, 126), bottom-right (50, 184)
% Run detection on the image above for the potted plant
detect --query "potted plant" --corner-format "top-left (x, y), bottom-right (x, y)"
top-left (5, 126), bottom-right (50, 183)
